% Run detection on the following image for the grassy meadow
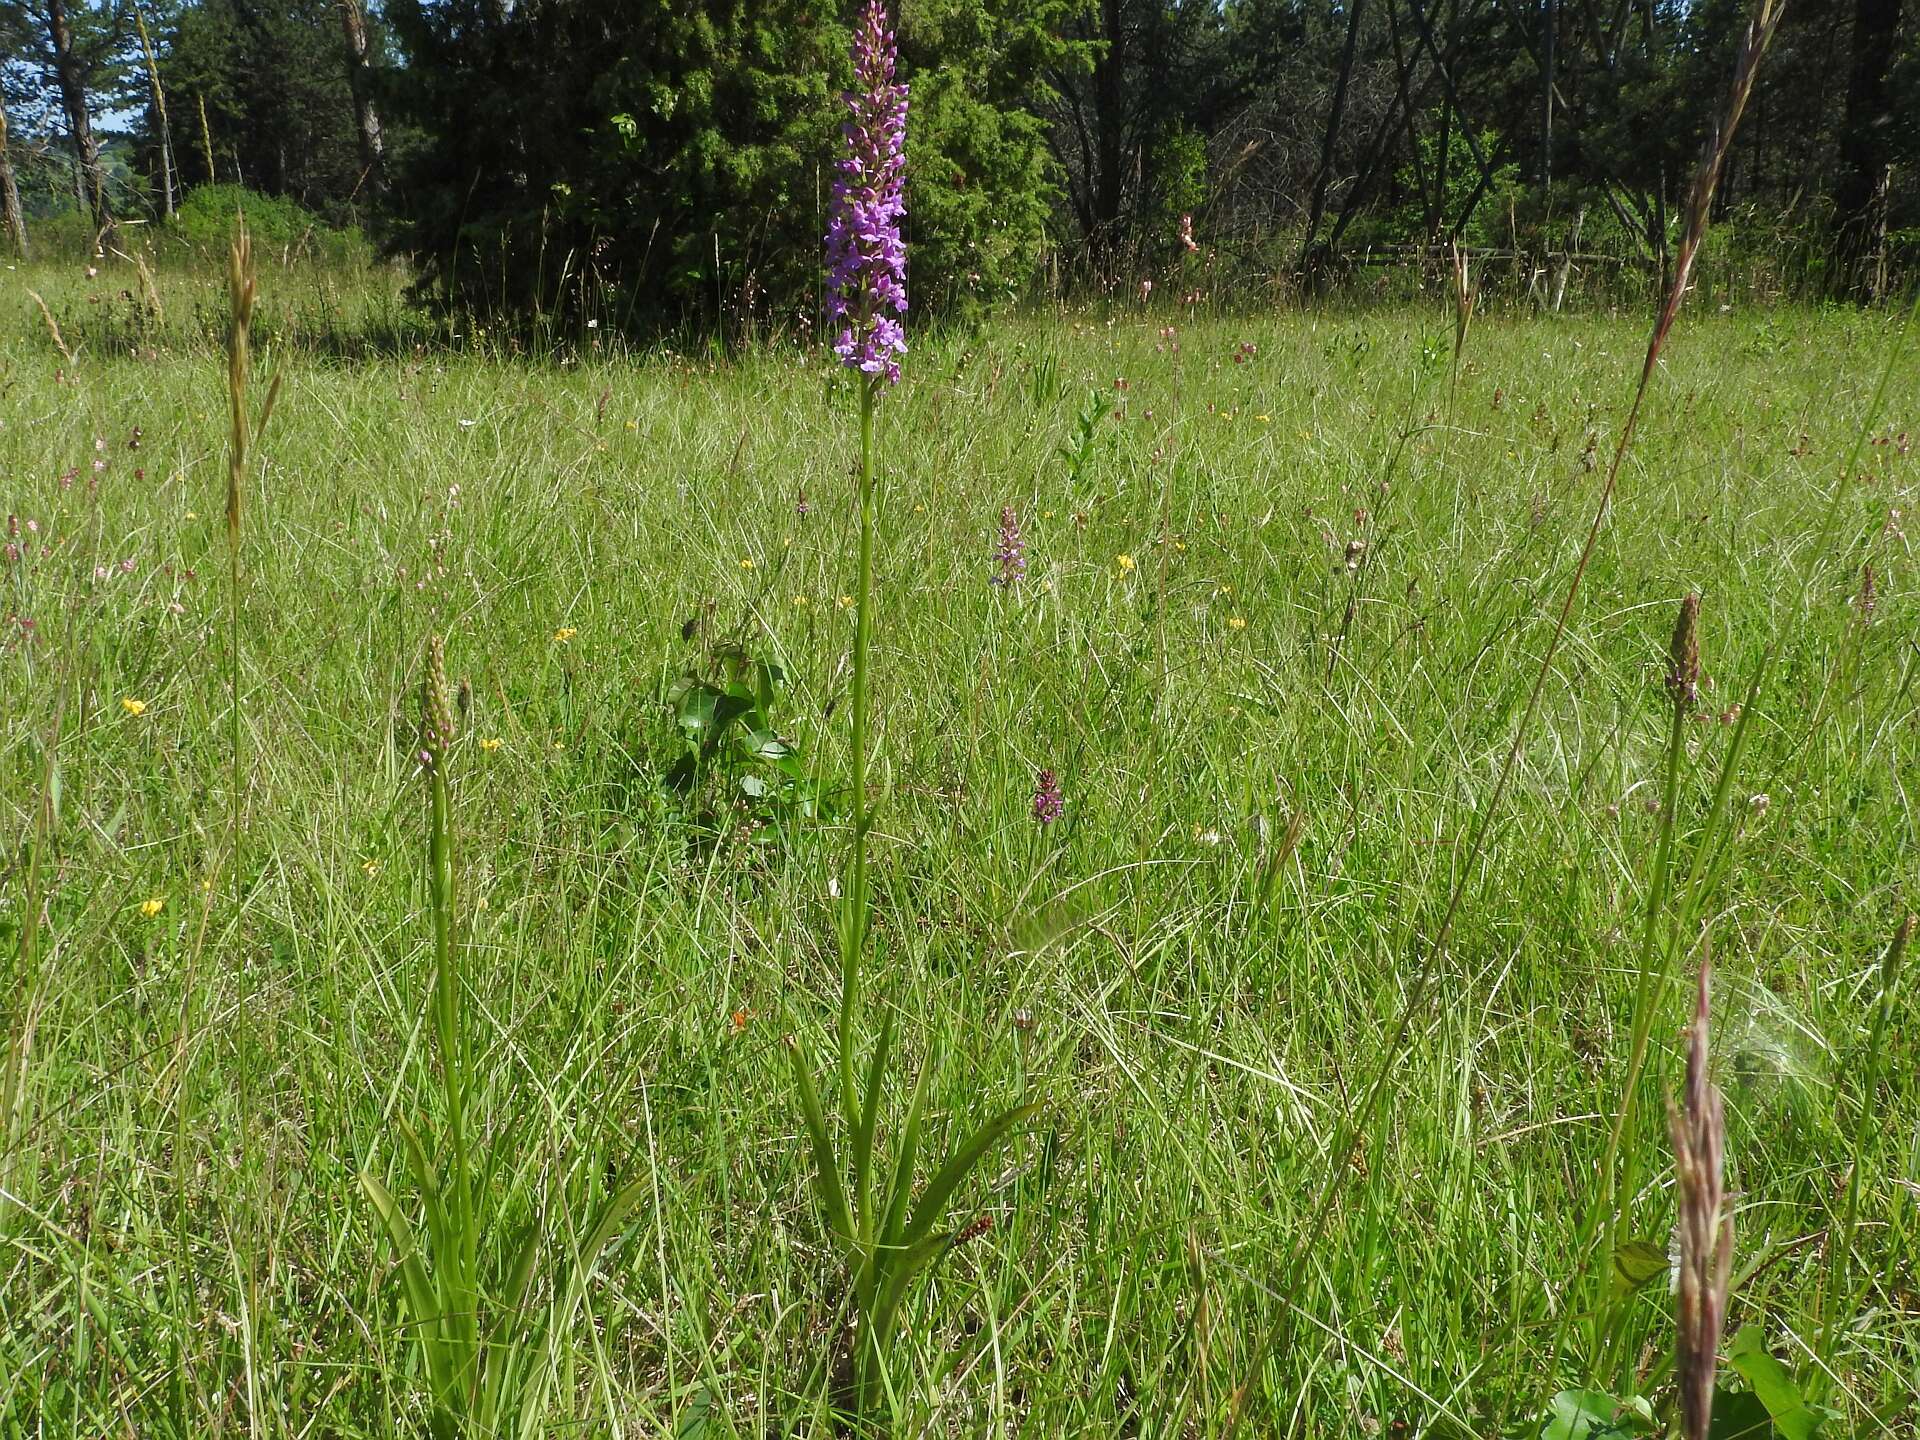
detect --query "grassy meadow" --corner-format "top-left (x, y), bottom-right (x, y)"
top-left (2, 255), bottom-right (1917, 1436)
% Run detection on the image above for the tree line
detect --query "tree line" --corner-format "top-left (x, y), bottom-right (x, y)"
top-left (2, 0), bottom-right (1915, 323)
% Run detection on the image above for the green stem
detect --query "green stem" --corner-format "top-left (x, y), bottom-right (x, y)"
top-left (1547, 695), bottom-right (1686, 1382)
top-left (841, 378), bottom-right (879, 1237)
top-left (1600, 700), bottom-right (1687, 1355)
top-left (427, 755), bottom-right (473, 1353)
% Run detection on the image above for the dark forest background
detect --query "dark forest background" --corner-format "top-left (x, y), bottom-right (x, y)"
top-left (3, 0), bottom-right (1917, 327)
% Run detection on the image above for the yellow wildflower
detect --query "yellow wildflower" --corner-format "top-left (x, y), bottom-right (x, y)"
top-left (362, 859), bottom-right (380, 878)
top-left (792, 595), bottom-right (809, 607)
top-left (139, 897), bottom-right (166, 918)
top-left (1228, 616), bottom-right (1247, 631)
top-left (1115, 553), bottom-right (1135, 574)
top-left (480, 737), bottom-right (503, 752)
top-left (121, 697), bottom-right (147, 716)
top-left (837, 594), bottom-right (854, 609)
top-left (552, 626), bottom-right (577, 643)
top-left (739, 557), bottom-right (755, 570)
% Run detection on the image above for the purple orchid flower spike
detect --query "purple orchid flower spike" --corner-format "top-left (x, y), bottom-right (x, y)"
top-left (825, 0), bottom-right (909, 384)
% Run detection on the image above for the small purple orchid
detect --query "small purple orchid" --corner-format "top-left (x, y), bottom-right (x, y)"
top-left (991, 505), bottom-right (1026, 586)
top-left (1032, 769), bottom-right (1064, 825)
top-left (825, 0), bottom-right (909, 384)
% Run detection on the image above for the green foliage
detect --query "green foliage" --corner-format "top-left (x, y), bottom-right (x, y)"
top-left (1724, 1327), bottom-right (1838, 1438)
top-left (1055, 386), bottom-right (1106, 492)
top-left (382, 0), bottom-right (837, 328)
top-left (663, 634), bottom-right (830, 842)
top-left (787, 1020), bottom-right (1035, 1413)
top-left (165, 183), bottom-right (369, 265)
top-left (383, 0), bottom-right (1073, 331)
top-left (4, 260), bottom-right (1919, 1430)
top-left (900, 0), bottom-right (1085, 312)
top-left (1538, 1389), bottom-right (1656, 1439)
top-left (146, 0), bottom-right (371, 219)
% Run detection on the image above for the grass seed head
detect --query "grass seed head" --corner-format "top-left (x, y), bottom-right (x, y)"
top-left (1669, 951), bottom-right (1731, 1440)
top-left (1883, 913), bottom-right (1914, 995)
top-left (1666, 592), bottom-right (1701, 713)
top-left (422, 635), bottom-right (455, 766)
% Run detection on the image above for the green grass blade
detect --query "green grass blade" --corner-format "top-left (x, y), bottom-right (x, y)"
top-left (786, 1034), bottom-right (855, 1249)
top-left (853, 1002), bottom-right (895, 1244)
top-left (898, 1102), bottom-right (1036, 1254)
top-left (360, 1169), bottom-right (454, 1401)
top-left (878, 1048), bottom-right (934, 1256)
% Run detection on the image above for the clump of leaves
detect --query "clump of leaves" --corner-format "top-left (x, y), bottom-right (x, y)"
top-left (663, 623), bottom-right (828, 844)
top-left (1057, 387), bottom-right (1106, 494)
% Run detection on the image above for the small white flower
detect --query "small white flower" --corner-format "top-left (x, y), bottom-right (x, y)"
top-left (828, 877), bottom-right (841, 899)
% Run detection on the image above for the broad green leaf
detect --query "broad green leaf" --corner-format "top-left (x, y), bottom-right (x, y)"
top-left (1709, 1391), bottom-right (1777, 1439)
top-left (576, 1177), bottom-right (650, 1274)
top-left (394, 1118), bottom-right (455, 1293)
top-left (853, 1006), bottom-right (896, 1247)
top-left (878, 1053), bottom-right (933, 1256)
top-left (360, 1170), bottom-right (454, 1399)
top-left (752, 659), bottom-right (784, 713)
top-left (740, 729), bottom-right (791, 762)
top-left (1611, 1238), bottom-right (1668, 1295)
top-left (1538, 1388), bottom-right (1656, 1440)
top-left (499, 1215), bottom-right (544, 1318)
top-left (1726, 1326), bottom-right (1824, 1440)
top-left (675, 1384), bottom-right (714, 1439)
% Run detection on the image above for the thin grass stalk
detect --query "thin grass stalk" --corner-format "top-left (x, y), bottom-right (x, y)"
top-left (1448, 239), bottom-right (1474, 405)
top-left (1, 692), bottom-right (62, 1221)
top-left (421, 636), bottom-right (476, 1394)
top-left (223, 217), bottom-right (262, 1439)
top-left (1225, 6), bottom-right (1780, 1426)
top-left (1812, 912), bottom-right (1912, 1386)
top-left (227, 222), bottom-right (252, 902)
top-left (1590, 597), bottom-right (1695, 1359)
top-left (132, 2), bottom-right (175, 216)
top-left (843, 376), bottom-right (877, 1170)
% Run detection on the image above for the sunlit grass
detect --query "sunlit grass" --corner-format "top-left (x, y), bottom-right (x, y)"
top-left (1, 258), bottom-right (1916, 1435)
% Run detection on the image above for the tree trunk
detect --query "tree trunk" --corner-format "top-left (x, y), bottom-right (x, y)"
top-left (45, 0), bottom-right (116, 250)
top-left (0, 101), bottom-right (28, 259)
top-left (1833, 0), bottom-right (1898, 296)
top-left (1300, 0), bottom-right (1367, 273)
top-left (1089, 0), bottom-right (1126, 276)
top-left (338, 0), bottom-right (387, 196)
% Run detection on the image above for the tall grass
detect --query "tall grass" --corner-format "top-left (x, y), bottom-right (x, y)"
top-left (1, 231), bottom-right (1916, 1433)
